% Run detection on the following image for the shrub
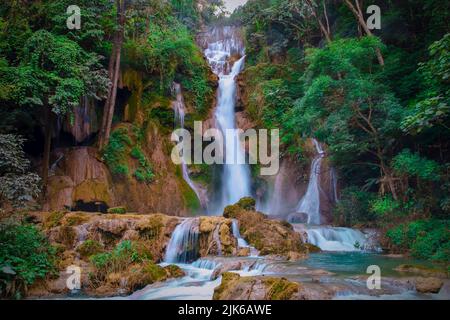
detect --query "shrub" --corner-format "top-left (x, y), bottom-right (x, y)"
top-left (107, 206), bottom-right (127, 214)
top-left (0, 134), bottom-right (40, 209)
top-left (89, 240), bottom-right (151, 287)
top-left (103, 128), bottom-right (132, 178)
top-left (386, 219), bottom-right (450, 262)
top-left (333, 187), bottom-right (376, 226)
top-left (0, 223), bottom-right (56, 299)
top-left (77, 240), bottom-right (104, 259)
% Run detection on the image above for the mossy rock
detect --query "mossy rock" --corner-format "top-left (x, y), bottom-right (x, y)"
top-left (107, 206), bottom-right (127, 214)
top-left (304, 243), bottom-right (321, 253)
top-left (143, 262), bottom-right (167, 282)
top-left (44, 211), bottom-right (67, 229)
top-left (265, 277), bottom-right (300, 300)
top-left (55, 226), bottom-right (76, 247)
top-left (73, 179), bottom-right (112, 204)
top-left (164, 265), bottom-right (185, 278)
top-left (64, 213), bottom-right (91, 226)
top-left (236, 197), bottom-right (256, 210)
top-left (77, 240), bottom-right (104, 259)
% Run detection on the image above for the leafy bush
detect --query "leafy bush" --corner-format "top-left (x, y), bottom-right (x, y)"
top-left (77, 240), bottom-right (104, 259)
top-left (102, 128), bottom-right (132, 178)
top-left (386, 219), bottom-right (450, 262)
top-left (0, 134), bottom-right (40, 209)
top-left (333, 187), bottom-right (376, 226)
top-left (107, 206), bottom-right (127, 214)
top-left (89, 240), bottom-right (151, 287)
top-left (392, 149), bottom-right (441, 181)
top-left (0, 223), bottom-right (56, 298)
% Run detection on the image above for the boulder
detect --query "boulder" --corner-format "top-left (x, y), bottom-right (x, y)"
top-left (213, 273), bottom-right (301, 300)
top-left (415, 277), bottom-right (444, 293)
top-left (223, 198), bottom-right (307, 257)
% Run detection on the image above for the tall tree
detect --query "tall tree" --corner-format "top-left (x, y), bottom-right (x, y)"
top-left (343, 0), bottom-right (384, 66)
top-left (99, 0), bottom-right (127, 149)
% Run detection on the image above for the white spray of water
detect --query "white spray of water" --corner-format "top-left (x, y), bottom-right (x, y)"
top-left (164, 218), bottom-right (200, 263)
top-left (204, 26), bottom-right (252, 213)
top-left (296, 139), bottom-right (324, 225)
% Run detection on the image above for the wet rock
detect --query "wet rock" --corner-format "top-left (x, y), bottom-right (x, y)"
top-left (415, 277), bottom-right (444, 293)
top-left (394, 264), bottom-right (448, 279)
top-left (237, 247), bottom-right (250, 257)
top-left (223, 198), bottom-right (307, 257)
top-left (213, 273), bottom-right (301, 300)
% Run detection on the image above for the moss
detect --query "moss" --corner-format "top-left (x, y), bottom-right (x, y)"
top-left (77, 240), bottom-right (104, 258)
top-left (212, 272), bottom-right (241, 300)
top-left (73, 179), bottom-right (111, 204)
top-left (107, 206), bottom-right (127, 214)
top-left (56, 226), bottom-right (76, 247)
top-left (143, 262), bottom-right (167, 282)
top-left (265, 278), bottom-right (299, 300)
top-left (136, 215), bottom-right (164, 240)
top-left (164, 264), bottom-right (185, 278)
top-left (64, 213), bottom-right (90, 226)
top-left (176, 168), bottom-right (201, 214)
top-left (236, 197), bottom-right (256, 210)
top-left (44, 211), bottom-right (66, 229)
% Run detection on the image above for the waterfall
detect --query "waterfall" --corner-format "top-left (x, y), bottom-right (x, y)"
top-left (296, 139), bottom-right (325, 225)
top-left (172, 83), bottom-right (207, 211)
top-left (164, 218), bottom-right (200, 263)
top-left (305, 226), bottom-right (370, 252)
top-left (330, 167), bottom-right (339, 203)
top-left (204, 26), bottom-right (252, 213)
top-left (231, 219), bottom-right (249, 248)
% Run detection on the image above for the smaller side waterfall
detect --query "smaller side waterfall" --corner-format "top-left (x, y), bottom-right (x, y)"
top-left (164, 218), bottom-right (200, 263)
top-left (296, 139), bottom-right (325, 225)
top-left (172, 83), bottom-right (207, 211)
top-left (231, 219), bottom-right (249, 248)
top-left (305, 226), bottom-right (370, 252)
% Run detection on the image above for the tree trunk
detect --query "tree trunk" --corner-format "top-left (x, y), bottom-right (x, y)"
top-left (99, 0), bottom-right (126, 149)
top-left (41, 105), bottom-right (53, 200)
top-left (343, 0), bottom-right (385, 66)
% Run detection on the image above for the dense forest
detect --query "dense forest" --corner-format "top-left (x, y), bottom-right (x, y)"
top-left (0, 0), bottom-right (449, 300)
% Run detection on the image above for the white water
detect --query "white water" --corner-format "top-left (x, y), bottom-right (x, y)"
top-left (296, 139), bottom-right (325, 225)
top-left (172, 83), bottom-right (207, 210)
top-left (231, 219), bottom-right (249, 248)
top-left (164, 218), bottom-right (200, 263)
top-left (294, 224), bottom-right (371, 252)
top-left (204, 27), bottom-right (252, 213)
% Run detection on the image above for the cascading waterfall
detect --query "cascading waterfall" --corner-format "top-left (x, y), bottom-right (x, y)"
top-left (231, 219), bottom-right (249, 248)
top-left (164, 218), bottom-right (200, 263)
top-left (296, 139), bottom-right (325, 225)
top-left (204, 26), bottom-right (252, 213)
top-left (172, 83), bottom-right (207, 210)
top-left (305, 226), bottom-right (369, 252)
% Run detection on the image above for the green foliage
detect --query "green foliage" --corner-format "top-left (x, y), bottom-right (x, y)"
top-left (0, 134), bottom-right (40, 208)
top-left (333, 187), bottom-right (376, 226)
top-left (77, 240), bottom-right (104, 258)
top-left (402, 34), bottom-right (450, 134)
top-left (89, 240), bottom-right (151, 285)
top-left (123, 15), bottom-right (212, 113)
top-left (103, 127), bottom-right (155, 183)
top-left (0, 223), bottom-right (56, 299)
top-left (386, 219), bottom-right (450, 262)
top-left (107, 206), bottom-right (127, 214)
top-left (16, 30), bottom-right (108, 115)
top-left (103, 127), bottom-right (132, 178)
top-left (392, 149), bottom-right (441, 181)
